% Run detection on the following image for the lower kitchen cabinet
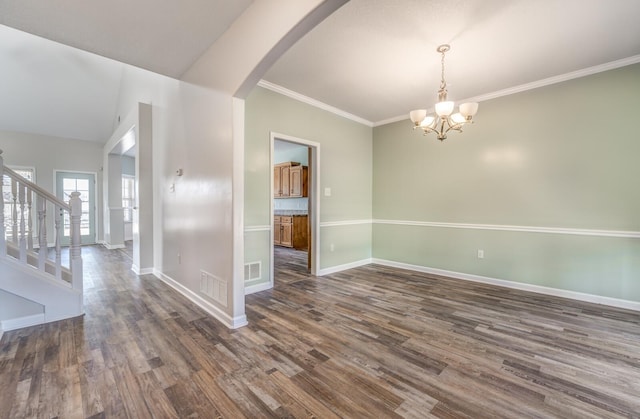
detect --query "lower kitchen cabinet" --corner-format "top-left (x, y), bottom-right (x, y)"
top-left (274, 215), bottom-right (308, 250)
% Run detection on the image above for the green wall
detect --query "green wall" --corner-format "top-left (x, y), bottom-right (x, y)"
top-left (244, 87), bottom-right (373, 287)
top-left (244, 64), bottom-right (640, 304)
top-left (373, 63), bottom-right (640, 302)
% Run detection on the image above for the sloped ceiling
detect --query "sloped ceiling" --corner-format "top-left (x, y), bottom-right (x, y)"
top-left (0, 0), bottom-right (254, 78)
top-left (1, 0), bottom-right (640, 144)
top-left (0, 25), bottom-right (124, 143)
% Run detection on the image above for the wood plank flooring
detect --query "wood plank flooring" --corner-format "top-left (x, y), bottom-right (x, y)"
top-left (1, 245), bottom-right (640, 418)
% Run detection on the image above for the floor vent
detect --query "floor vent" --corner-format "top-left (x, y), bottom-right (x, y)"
top-left (244, 261), bottom-right (261, 281)
top-left (200, 270), bottom-right (227, 307)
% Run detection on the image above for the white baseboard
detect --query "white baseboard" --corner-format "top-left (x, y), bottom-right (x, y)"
top-left (131, 265), bottom-right (154, 275)
top-left (371, 258), bottom-right (640, 312)
top-left (103, 243), bottom-right (126, 250)
top-left (317, 258), bottom-right (372, 276)
top-left (0, 313), bottom-right (45, 332)
top-left (245, 281), bottom-right (273, 295)
top-left (153, 269), bottom-right (248, 329)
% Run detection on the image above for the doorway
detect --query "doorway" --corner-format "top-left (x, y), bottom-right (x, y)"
top-left (55, 171), bottom-right (96, 245)
top-left (271, 133), bottom-right (320, 287)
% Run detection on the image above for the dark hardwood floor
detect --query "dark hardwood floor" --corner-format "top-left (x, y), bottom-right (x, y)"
top-left (1, 245), bottom-right (639, 418)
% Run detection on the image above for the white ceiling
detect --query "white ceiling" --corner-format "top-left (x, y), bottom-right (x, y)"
top-left (1, 0), bottom-right (640, 143)
top-left (0, 0), bottom-right (254, 78)
top-left (264, 0), bottom-right (640, 123)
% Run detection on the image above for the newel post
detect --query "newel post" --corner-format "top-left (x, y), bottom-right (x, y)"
top-left (69, 191), bottom-right (83, 292)
top-left (0, 149), bottom-right (5, 255)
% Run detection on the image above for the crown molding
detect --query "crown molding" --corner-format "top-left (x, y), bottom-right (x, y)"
top-left (258, 56), bottom-right (640, 129)
top-left (257, 80), bottom-right (374, 127)
top-left (461, 54), bottom-right (640, 105)
top-left (379, 54), bottom-right (640, 127)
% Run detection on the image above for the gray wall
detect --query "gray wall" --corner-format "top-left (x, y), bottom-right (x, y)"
top-left (0, 131), bottom-right (103, 242)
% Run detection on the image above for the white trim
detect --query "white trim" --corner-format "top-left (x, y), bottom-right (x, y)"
top-left (261, 56), bottom-right (640, 128)
top-left (244, 225), bottom-right (271, 232)
top-left (232, 97), bottom-right (247, 324)
top-left (371, 258), bottom-right (640, 312)
top-left (44, 312), bottom-right (84, 324)
top-left (378, 55), bottom-right (640, 127)
top-left (103, 243), bottom-right (126, 250)
top-left (317, 258), bottom-right (372, 276)
top-left (244, 281), bottom-right (273, 295)
top-left (373, 219), bottom-right (640, 239)
top-left (258, 80), bottom-right (373, 127)
top-left (270, 132), bottom-right (321, 283)
top-left (0, 313), bottom-right (45, 332)
top-left (131, 264), bottom-right (153, 275)
top-left (54, 169), bottom-right (99, 244)
top-left (463, 54), bottom-right (640, 106)
top-left (320, 219), bottom-right (372, 227)
top-left (153, 269), bottom-right (248, 329)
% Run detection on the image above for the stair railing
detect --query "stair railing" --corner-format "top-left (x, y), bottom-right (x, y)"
top-left (0, 149), bottom-right (83, 291)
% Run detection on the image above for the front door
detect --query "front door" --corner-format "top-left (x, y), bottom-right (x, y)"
top-left (56, 171), bottom-right (96, 245)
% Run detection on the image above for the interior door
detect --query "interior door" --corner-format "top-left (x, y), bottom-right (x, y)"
top-left (56, 171), bottom-right (96, 245)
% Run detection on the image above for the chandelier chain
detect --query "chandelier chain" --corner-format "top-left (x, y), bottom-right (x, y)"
top-left (440, 48), bottom-right (446, 90)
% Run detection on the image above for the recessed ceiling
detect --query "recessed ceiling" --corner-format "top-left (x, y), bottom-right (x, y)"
top-left (263, 0), bottom-right (640, 124)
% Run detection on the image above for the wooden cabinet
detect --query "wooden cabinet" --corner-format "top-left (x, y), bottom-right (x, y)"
top-left (289, 165), bottom-right (308, 197)
top-left (274, 162), bottom-right (307, 198)
top-left (274, 215), bottom-right (307, 250)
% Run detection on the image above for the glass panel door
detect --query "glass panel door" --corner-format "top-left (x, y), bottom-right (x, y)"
top-left (56, 172), bottom-right (96, 245)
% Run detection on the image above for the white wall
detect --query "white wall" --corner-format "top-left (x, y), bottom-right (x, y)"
top-left (0, 131), bottom-right (103, 241)
top-left (103, 0), bottom-right (344, 328)
top-left (0, 289), bottom-right (42, 321)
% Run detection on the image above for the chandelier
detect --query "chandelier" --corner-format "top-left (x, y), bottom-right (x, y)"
top-left (409, 44), bottom-right (478, 141)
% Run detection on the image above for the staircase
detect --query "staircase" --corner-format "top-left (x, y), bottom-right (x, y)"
top-left (0, 149), bottom-right (84, 334)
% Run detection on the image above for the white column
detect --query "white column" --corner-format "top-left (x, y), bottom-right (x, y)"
top-left (135, 103), bottom-right (154, 273)
top-left (106, 153), bottom-right (125, 249)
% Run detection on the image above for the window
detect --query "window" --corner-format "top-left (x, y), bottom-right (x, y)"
top-left (122, 175), bottom-right (135, 223)
top-left (2, 168), bottom-right (35, 241)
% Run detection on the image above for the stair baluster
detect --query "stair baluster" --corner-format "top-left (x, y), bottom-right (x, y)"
top-left (55, 204), bottom-right (62, 280)
top-left (19, 182), bottom-right (26, 262)
top-left (37, 196), bottom-right (47, 271)
top-left (0, 150), bottom-right (5, 255)
top-left (11, 177), bottom-right (17, 244)
top-left (27, 188), bottom-right (33, 251)
top-left (2, 148), bottom-right (84, 323)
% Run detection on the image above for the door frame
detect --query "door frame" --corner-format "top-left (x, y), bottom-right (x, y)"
top-left (270, 132), bottom-right (320, 287)
top-left (54, 169), bottom-right (98, 245)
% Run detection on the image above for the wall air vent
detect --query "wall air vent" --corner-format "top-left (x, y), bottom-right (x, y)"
top-left (244, 261), bottom-right (261, 281)
top-left (200, 270), bottom-right (227, 307)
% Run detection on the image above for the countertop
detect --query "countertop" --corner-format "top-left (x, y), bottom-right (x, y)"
top-left (274, 210), bottom-right (308, 216)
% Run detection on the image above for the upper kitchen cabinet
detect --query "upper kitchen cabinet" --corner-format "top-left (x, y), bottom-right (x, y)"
top-left (274, 162), bottom-right (308, 198)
